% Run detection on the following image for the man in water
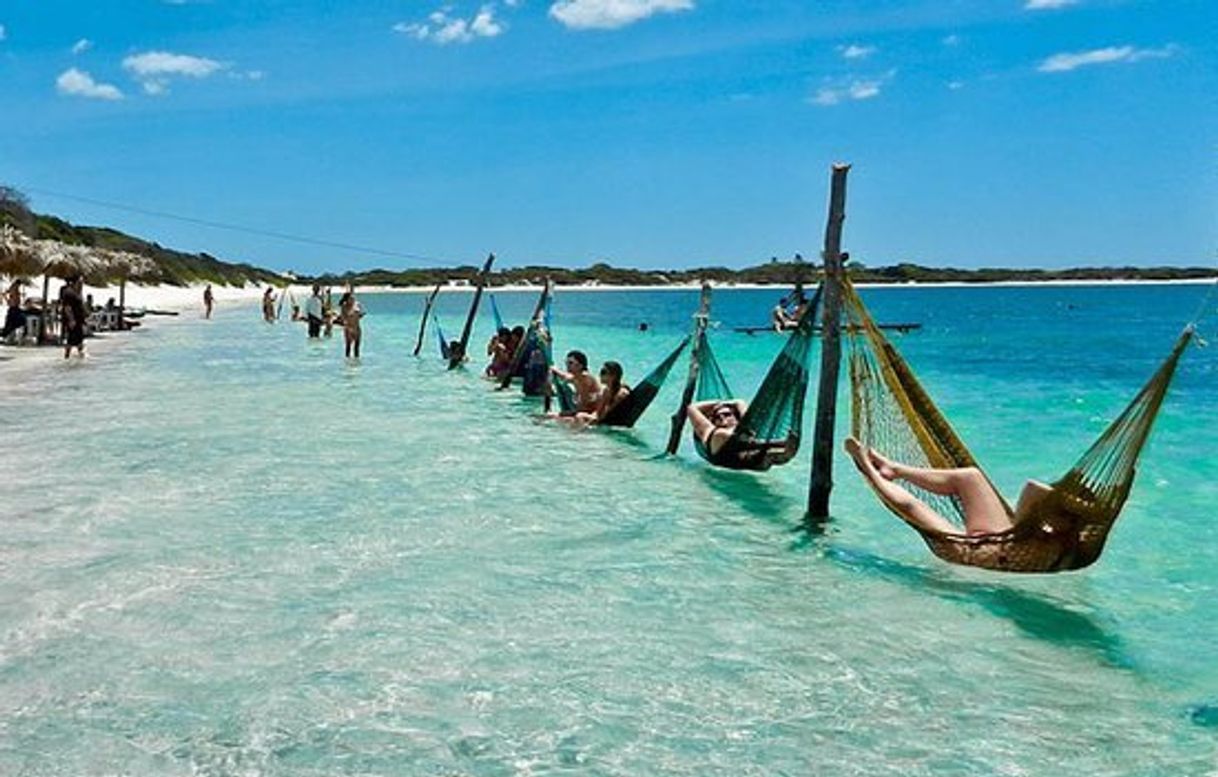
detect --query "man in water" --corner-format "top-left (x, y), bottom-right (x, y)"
top-left (203, 284), bottom-right (214, 319)
top-left (305, 285), bottom-right (324, 339)
top-left (61, 275), bottom-right (87, 359)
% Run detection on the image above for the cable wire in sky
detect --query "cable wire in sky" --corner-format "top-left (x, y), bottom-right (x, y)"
top-left (20, 185), bottom-right (452, 266)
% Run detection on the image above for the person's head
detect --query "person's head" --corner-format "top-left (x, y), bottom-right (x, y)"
top-left (565, 350), bottom-right (588, 374)
top-left (599, 360), bottom-right (623, 387)
top-left (511, 325), bottom-right (525, 340)
top-left (312, 284), bottom-right (321, 295)
top-left (496, 327), bottom-right (510, 341)
top-left (638, 322), bottom-right (649, 332)
top-left (710, 401), bottom-right (741, 429)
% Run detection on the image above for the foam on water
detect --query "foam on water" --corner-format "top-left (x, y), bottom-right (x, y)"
top-left (2, 285), bottom-right (1217, 775)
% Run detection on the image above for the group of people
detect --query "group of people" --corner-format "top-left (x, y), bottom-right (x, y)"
top-left (1, 276), bottom-right (135, 358)
top-left (254, 283), bottom-right (365, 359)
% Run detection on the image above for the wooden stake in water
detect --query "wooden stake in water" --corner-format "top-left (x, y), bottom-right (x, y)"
top-left (449, 253), bottom-right (496, 369)
top-left (413, 282), bottom-right (443, 357)
top-left (808, 164), bottom-right (851, 519)
top-left (666, 282), bottom-right (712, 455)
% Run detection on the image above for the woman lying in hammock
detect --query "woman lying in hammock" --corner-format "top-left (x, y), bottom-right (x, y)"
top-left (844, 436), bottom-right (1052, 536)
top-left (687, 399), bottom-right (796, 470)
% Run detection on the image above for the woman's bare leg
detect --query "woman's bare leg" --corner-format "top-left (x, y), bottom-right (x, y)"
top-left (867, 445), bottom-right (1012, 535)
top-left (845, 438), bottom-right (960, 535)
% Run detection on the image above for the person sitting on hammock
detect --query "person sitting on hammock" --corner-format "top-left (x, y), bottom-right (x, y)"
top-left (550, 350), bottom-right (600, 414)
top-left (566, 360), bottom-right (631, 428)
top-left (844, 436), bottom-right (1054, 536)
top-left (687, 398), bottom-right (777, 466)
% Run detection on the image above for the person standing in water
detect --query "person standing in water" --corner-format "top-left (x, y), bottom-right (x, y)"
top-left (61, 276), bottom-right (87, 359)
top-left (339, 287), bottom-right (364, 359)
top-left (305, 284), bottom-right (324, 339)
top-left (262, 287), bottom-right (276, 322)
top-left (203, 284), bottom-right (214, 319)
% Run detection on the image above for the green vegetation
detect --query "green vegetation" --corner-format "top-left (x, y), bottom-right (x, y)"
top-left (2, 186), bottom-right (288, 287)
top-left (310, 259), bottom-right (1218, 288)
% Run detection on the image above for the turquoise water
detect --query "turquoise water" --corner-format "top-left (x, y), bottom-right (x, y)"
top-left (2, 284), bottom-right (1218, 775)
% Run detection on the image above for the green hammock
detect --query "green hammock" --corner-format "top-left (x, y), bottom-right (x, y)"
top-left (689, 285), bottom-right (822, 471)
top-left (843, 276), bottom-right (1191, 573)
top-left (598, 337), bottom-right (691, 428)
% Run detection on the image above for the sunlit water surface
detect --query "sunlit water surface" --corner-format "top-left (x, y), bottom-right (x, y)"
top-left (2, 285), bottom-right (1217, 776)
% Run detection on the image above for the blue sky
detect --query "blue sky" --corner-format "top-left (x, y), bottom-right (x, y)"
top-left (1, 0), bottom-right (1215, 274)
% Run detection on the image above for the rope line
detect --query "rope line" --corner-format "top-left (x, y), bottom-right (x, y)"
top-left (21, 185), bottom-right (452, 266)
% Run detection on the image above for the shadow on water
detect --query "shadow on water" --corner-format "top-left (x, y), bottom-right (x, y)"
top-left (793, 525), bottom-right (1134, 668)
top-left (696, 467), bottom-right (796, 526)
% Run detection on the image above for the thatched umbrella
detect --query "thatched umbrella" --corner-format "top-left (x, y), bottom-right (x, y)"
top-left (105, 249), bottom-right (158, 316)
top-left (0, 225), bottom-right (40, 279)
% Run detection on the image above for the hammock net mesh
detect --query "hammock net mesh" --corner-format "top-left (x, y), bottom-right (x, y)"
top-left (842, 276), bottom-right (1191, 572)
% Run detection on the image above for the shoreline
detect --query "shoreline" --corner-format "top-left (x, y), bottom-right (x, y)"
top-left (7, 275), bottom-right (1214, 318)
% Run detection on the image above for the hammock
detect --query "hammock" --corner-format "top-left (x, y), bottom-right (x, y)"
top-left (489, 293), bottom-right (505, 331)
top-left (598, 337), bottom-right (690, 428)
top-left (843, 276), bottom-right (1192, 573)
top-left (689, 286), bottom-right (823, 471)
top-left (433, 314), bottom-right (453, 362)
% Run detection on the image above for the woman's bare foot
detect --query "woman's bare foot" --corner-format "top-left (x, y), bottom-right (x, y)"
top-left (844, 437), bottom-right (870, 474)
top-left (866, 447), bottom-right (899, 481)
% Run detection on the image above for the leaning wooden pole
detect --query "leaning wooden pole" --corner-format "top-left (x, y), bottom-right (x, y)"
top-left (449, 252), bottom-right (496, 369)
top-left (665, 282), bottom-right (712, 455)
top-left (413, 282), bottom-right (443, 356)
top-left (807, 164), bottom-right (851, 519)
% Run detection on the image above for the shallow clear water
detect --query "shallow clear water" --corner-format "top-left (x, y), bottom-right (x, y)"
top-left (2, 284), bottom-right (1218, 776)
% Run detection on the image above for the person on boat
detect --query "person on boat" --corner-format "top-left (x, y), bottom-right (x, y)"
top-left (305, 285), bottom-right (324, 338)
top-left (550, 350), bottom-right (600, 414)
top-left (843, 436), bottom-right (1040, 536)
top-left (203, 284), bottom-right (214, 319)
top-left (61, 275), bottom-right (87, 359)
top-left (262, 287), bottom-right (276, 322)
top-left (485, 327), bottom-right (513, 378)
top-left (339, 287), bottom-right (364, 359)
top-left (1, 280), bottom-right (28, 341)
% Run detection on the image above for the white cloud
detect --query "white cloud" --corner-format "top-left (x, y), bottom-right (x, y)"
top-left (71, 38), bottom-right (92, 55)
top-left (839, 44), bottom-right (875, 60)
top-left (549, 0), bottom-right (693, 30)
top-left (0, 24), bottom-right (7, 42)
top-left (121, 50), bottom-right (226, 95)
top-left (1025, 0), bottom-right (1079, 9)
top-left (123, 50), bottom-right (224, 78)
top-left (56, 68), bottom-right (123, 100)
top-left (1037, 44), bottom-right (1177, 73)
top-left (394, 5), bottom-right (504, 44)
top-left (811, 70), bottom-right (895, 107)
top-left (942, 34), bottom-right (960, 47)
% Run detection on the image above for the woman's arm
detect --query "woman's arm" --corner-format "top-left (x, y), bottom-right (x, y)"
top-left (686, 401), bottom-right (717, 443)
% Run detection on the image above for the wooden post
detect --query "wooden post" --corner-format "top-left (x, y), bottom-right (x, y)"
top-left (807, 164), bottom-right (851, 519)
top-left (666, 282), bottom-right (712, 455)
top-left (413, 282), bottom-right (443, 356)
top-left (449, 253), bottom-right (496, 369)
top-left (498, 279), bottom-right (552, 390)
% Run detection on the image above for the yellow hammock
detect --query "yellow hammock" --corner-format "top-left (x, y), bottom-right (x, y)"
top-left (843, 277), bottom-right (1192, 573)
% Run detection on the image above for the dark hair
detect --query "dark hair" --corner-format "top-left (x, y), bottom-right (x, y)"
top-left (497, 327), bottom-right (510, 339)
top-left (511, 325), bottom-right (525, 337)
top-left (566, 350), bottom-right (588, 369)
top-left (713, 402), bottom-right (740, 419)
top-left (600, 361), bottom-right (623, 384)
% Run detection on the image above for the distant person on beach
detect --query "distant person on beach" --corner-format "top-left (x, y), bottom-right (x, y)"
top-left (262, 287), bottom-right (276, 322)
top-left (550, 350), bottom-right (600, 414)
top-left (203, 285), bottom-right (214, 319)
top-left (1, 280), bottom-right (28, 341)
top-left (339, 287), bottom-right (364, 358)
top-left (61, 276), bottom-right (87, 359)
top-left (305, 285), bottom-right (324, 338)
